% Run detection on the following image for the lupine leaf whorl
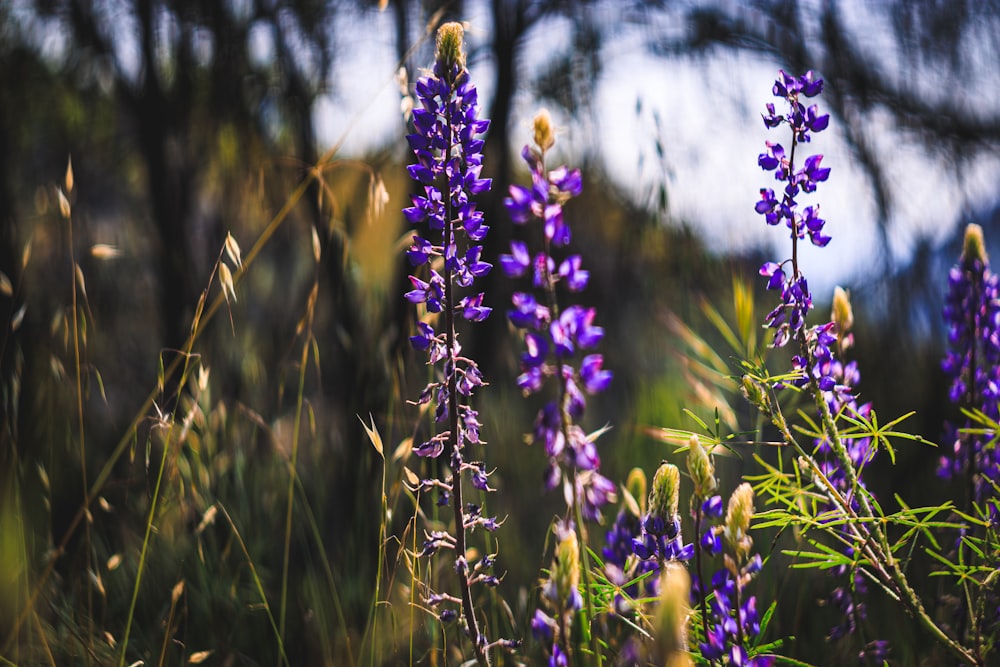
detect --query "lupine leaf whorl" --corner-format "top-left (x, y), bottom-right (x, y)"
top-left (435, 22), bottom-right (466, 71)
top-left (686, 434), bottom-right (716, 499)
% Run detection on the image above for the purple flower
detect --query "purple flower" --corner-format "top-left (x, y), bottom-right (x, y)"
top-left (940, 224), bottom-right (1000, 502)
top-left (504, 112), bottom-right (615, 521)
top-left (403, 24), bottom-right (509, 661)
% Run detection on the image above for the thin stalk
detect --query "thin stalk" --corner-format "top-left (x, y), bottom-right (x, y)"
top-left (67, 208), bottom-right (93, 663)
top-left (692, 504), bottom-right (711, 663)
top-left (117, 351), bottom-right (193, 666)
top-left (769, 371), bottom-right (980, 665)
top-left (277, 329), bottom-right (312, 667)
top-left (442, 88), bottom-right (489, 667)
top-left (1, 119), bottom-right (324, 656)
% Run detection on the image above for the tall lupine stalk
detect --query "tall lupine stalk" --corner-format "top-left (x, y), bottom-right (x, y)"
top-left (746, 70), bottom-right (981, 665)
top-left (501, 110), bottom-right (615, 663)
top-left (939, 223), bottom-right (1000, 656)
top-left (685, 435), bottom-right (723, 661)
top-left (940, 224), bottom-right (1000, 510)
top-left (700, 484), bottom-right (769, 666)
top-left (402, 24), bottom-right (510, 666)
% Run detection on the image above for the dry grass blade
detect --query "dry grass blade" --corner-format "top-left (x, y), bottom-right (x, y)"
top-left (65, 155), bottom-right (74, 194)
top-left (0, 271), bottom-right (11, 297)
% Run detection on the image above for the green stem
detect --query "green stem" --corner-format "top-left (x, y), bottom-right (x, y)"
top-left (442, 72), bottom-right (490, 667)
top-left (277, 332), bottom-right (311, 667)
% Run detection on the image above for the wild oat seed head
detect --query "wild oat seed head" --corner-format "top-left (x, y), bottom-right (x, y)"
top-left (533, 108), bottom-right (556, 152)
top-left (650, 462), bottom-right (680, 521)
top-left (435, 22), bottom-right (466, 71)
top-left (962, 223), bottom-right (988, 265)
top-left (686, 434), bottom-right (716, 499)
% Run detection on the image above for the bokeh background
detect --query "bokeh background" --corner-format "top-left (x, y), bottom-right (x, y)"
top-left (2, 0), bottom-right (1000, 664)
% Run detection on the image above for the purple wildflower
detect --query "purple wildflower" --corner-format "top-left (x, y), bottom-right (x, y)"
top-left (699, 484), bottom-right (775, 666)
top-left (402, 24), bottom-right (507, 664)
top-left (940, 224), bottom-right (1000, 503)
top-left (503, 109), bottom-right (615, 520)
top-left (755, 70), bottom-right (834, 383)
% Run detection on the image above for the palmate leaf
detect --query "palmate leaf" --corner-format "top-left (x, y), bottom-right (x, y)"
top-left (887, 495), bottom-right (962, 554)
top-left (925, 548), bottom-right (997, 584)
top-left (782, 544), bottom-right (854, 570)
top-left (836, 408), bottom-right (931, 465)
top-left (645, 410), bottom-right (772, 456)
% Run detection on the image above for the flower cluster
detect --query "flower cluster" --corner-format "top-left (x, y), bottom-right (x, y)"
top-left (813, 289), bottom-right (873, 485)
top-left (939, 224), bottom-right (1000, 505)
top-left (632, 462), bottom-right (693, 564)
top-left (755, 70), bottom-right (835, 390)
top-left (402, 24), bottom-right (505, 663)
top-left (532, 520), bottom-right (583, 667)
top-left (809, 287), bottom-right (884, 652)
top-left (699, 484), bottom-right (772, 666)
top-left (501, 109), bottom-right (615, 520)
top-left (602, 469), bottom-right (661, 608)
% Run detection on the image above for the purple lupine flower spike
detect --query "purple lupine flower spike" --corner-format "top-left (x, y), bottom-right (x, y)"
top-left (503, 109), bottom-right (615, 519)
top-left (755, 70), bottom-right (837, 390)
top-left (402, 23), bottom-right (512, 665)
top-left (940, 224), bottom-right (1000, 504)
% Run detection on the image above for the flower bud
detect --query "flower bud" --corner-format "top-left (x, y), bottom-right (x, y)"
top-left (962, 223), bottom-right (988, 265)
top-left (435, 22), bottom-right (466, 71)
top-left (654, 562), bottom-right (693, 666)
top-left (741, 375), bottom-right (771, 418)
top-left (686, 434), bottom-right (716, 499)
top-left (724, 482), bottom-right (755, 561)
top-left (831, 286), bottom-right (854, 335)
top-left (625, 467), bottom-right (648, 517)
top-left (553, 523), bottom-right (580, 609)
top-left (533, 108), bottom-right (556, 152)
top-left (649, 463), bottom-right (680, 525)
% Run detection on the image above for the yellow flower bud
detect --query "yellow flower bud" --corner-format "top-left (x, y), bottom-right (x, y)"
top-left (654, 562), bottom-right (693, 666)
top-left (686, 434), bottom-right (716, 499)
top-left (626, 467), bottom-right (648, 517)
top-left (649, 463), bottom-right (680, 522)
top-left (533, 108), bottom-right (556, 152)
top-left (724, 482), bottom-right (755, 561)
top-left (831, 286), bottom-right (854, 335)
top-left (553, 525), bottom-right (580, 608)
top-left (435, 22), bottom-right (466, 71)
top-left (962, 223), bottom-right (988, 265)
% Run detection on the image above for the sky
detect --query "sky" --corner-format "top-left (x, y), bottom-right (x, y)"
top-left (311, 1), bottom-right (1000, 299)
